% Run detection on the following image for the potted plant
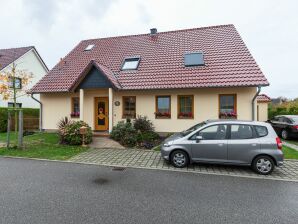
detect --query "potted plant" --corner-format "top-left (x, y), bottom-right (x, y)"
top-left (219, 111), bottom-right (237, 119)
top-left (70, 111), bottom-right (80, 118)
top-left (155, 112), bottom-right (171, 118)
top-left (178, 112), bottom-right (193, 119)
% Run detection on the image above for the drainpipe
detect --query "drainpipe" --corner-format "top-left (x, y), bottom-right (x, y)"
top-left (31, 93), bottom-right (43, 132)
top-left (252, 86), bottom-right (261, 121)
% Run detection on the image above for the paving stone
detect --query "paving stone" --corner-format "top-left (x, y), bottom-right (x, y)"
top-left (68, 148), bottom-right (298, 181)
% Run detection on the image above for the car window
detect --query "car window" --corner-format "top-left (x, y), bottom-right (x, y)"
top-left (181, 122), bottom-right (206, 136)
top-left (278, 117), bottom-right (284, 122)
top-left (271, 117), bottom-right (279, 122)
top-left (230, 125), bottom-right (254, 139)
top-left (283, 118), bottom-right (292, 124)
top-left (255, 126), bottom-right (268, 137)
top-left (194, 125), bottom-right (228, 140)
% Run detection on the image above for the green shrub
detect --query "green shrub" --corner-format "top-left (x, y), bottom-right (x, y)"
top-left (110, 121), bottom-right (138, 147)
top-left (111, 119), bottom-right (160, 148)
top-left (133, 115), bottom-right (154, 133)
top-left (59, 120), bottom-right (92, 145)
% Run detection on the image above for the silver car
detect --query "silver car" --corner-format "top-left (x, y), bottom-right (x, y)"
top-left (161, 120), bottom-right (284, 175)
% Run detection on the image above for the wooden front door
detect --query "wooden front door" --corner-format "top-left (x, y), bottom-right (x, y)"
top-left (94, 97), bottom-right (109, 131)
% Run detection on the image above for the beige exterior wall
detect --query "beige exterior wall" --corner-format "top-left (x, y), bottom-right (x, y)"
top-left (257, 102), bottom-right (268, 121)
top-left (40, 87), bottom-right (258, 132)
top-left (113, 87), bottom-right (257, 132)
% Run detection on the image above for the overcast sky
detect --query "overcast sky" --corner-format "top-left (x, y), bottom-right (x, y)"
top-left (0, 0), bottom-right (297, 98)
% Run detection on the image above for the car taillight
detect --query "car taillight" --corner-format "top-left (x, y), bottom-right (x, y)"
top-left (276, 137), bottom-right (282, 150)
top-left (293, 125), bottom-right (298, 130)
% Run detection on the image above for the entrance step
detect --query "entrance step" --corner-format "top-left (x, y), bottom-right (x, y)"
top-left (93, 131), bottom-right (110, 137)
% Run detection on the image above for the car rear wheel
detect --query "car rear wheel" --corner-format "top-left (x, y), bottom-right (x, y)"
top-left (252, 156), bottom-right (275, 175)
top-left (170, 150), bottom-right (189, 168)
top-left (281, 129), bottom-right (289, 140)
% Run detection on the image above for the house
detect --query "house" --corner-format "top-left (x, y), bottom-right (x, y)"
top-left (0, 46), bottom-right (48, 108)
top-left (31, 24), bottom-right (269, 133)
top-left (256, 94), bottom-right (271, 121)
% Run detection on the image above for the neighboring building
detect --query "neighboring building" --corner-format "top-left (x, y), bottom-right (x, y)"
top-left (0, 46), bottom-right (48, 108)
top-left (31, 24), bottom-right (269, 133)
top-left (256, 94), bottom-right (271, 121)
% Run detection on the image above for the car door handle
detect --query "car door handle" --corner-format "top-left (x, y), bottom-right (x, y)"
top-left (218, 143), bottom-right (224, 147)
top-left (252, 143), bottom-right (257, 146)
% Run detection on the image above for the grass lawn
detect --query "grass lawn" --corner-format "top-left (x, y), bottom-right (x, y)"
top-left (0, 132), bottom-right (88, 160)
top-left (282, 145), bottom-right (298, 160)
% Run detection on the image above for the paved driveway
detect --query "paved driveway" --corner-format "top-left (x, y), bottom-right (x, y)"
top-left (69, 148), bottom-right (298, 182)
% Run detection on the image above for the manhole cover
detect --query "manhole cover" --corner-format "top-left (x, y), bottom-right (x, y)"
top-left (93, 178), bottom-right (109, 185)
top-left (112, 167), bottom-right (126, 171)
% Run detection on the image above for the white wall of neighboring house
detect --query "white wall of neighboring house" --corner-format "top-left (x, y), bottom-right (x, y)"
top-left (0, 49), bottom-right (48, 108)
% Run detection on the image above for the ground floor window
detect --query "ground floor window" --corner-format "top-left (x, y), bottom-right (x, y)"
top-left (123, 96), bottom-right (136, 118)
top-left (178, 95), bottom-right (194, 119)
top-left (71, 97), bottom-right (80, 117)
top-left (219, 94), bottom-right (237, 119)
top-left (155, 96), bottom-right (171, 118)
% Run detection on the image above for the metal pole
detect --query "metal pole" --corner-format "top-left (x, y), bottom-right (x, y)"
top-left (18, 110), bottom-right (23, 149)
top-left (7, 111), bottom-right (11, 148)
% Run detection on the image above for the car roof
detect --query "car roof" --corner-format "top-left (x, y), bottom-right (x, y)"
top-left (205, 119), bottom-right (268, 125)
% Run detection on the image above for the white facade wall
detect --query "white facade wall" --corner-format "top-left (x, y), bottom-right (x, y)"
top-left (0, 49), bottom-right (48, 108)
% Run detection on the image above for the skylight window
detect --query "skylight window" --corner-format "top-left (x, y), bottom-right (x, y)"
top-left (121, 57), bottom-right (140, 70)
top-left (84, 44), bottom-right (95, 51)
top-left (184, 52), bottom-right (204, 66)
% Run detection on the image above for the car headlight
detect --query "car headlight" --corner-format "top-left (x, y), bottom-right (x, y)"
top-left (163, 141), bottom-right (173, 147)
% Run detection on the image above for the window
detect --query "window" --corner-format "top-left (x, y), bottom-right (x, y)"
top-left (8, 102), bottom-right (22, 108)
top-left (255, 126), bottom-right (268, 137)
top-left (123, 96), bottom-right (136, 118)
top-left (121, 57), bottom-right (140, 70)
top-left (184, 52), bottom-right (204, 66)
top-left (193, 125), bottom-right (227, 140)
top-left (8, 77), bottom-right (22, 89)
top-left (230, 125), bottom-right (254, 139)
top-left (71, 97), bottom-right (80, 117)
top-left (219, 94), bottom-right (237, 118)
top-left (155, 96), bottom-right (171, 118)
top-left (84, 44), bottom-right (95, 51)
top-left (178, 95), bottom-right (194, 119)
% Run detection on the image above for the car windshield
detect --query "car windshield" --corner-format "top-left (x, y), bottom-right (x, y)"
top-left (181, 122), bottom-right (206, 136)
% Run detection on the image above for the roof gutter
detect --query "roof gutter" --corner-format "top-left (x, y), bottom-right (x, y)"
top-left (252, 86), bottom-right (261, 121)
top-left (31, 93), bottom-right (43, 132)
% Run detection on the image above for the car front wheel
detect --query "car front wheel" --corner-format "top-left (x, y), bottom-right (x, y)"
top-left (170, 150), bottom-right (189, 168)
top-left (252, 156), bottom-right (275, 175)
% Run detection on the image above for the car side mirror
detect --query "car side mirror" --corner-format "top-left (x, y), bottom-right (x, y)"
top-left (195, 136), bottom-right (203, 142)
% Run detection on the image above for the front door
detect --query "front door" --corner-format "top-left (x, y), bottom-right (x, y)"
top-left (94, 97), bottom-right (109, 131)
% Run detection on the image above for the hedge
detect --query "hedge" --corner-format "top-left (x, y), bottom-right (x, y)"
top-left (0, 107), bottom-right (39, 132)
top-left (268, 105), bottom-right (298, 119)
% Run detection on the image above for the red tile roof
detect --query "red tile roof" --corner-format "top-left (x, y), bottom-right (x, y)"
top-left (0, 46), bottom-right (33, 71)
top-left (257, 94), bottom-right (271, 102)
top-left (31, 24), bottom-right (269, 93)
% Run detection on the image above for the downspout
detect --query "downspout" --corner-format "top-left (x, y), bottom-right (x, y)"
top-left (252, 86), bottom-right (261, 121)
top-left (31, 93), bottom-right (43, 132)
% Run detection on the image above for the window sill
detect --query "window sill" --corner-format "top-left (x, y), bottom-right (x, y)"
top-left (178, 116), bottom-right (194, 119)
top-left (71, 115), bottom-right (80, 118)
top-left (155, 116), bottom-right (171, 119)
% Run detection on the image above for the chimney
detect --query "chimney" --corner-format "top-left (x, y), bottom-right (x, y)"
top-left (150, 28), bottom-right (157, 36)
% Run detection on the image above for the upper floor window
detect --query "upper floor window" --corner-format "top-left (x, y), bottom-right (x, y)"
top-left (155, 96), bottom-right (171, 119)
top-left (8, 77), bottom-right (22, 89)
top-left (121, 57), bottom-right (140, 70)
top-left (178, 95), bottom-right (194, 119)
top-left (219, 94), bottom-right (237, 119)
top-left (184, 52), bottom-right (204, 66)
top-left (123, 96), bottom-right (136, 118)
